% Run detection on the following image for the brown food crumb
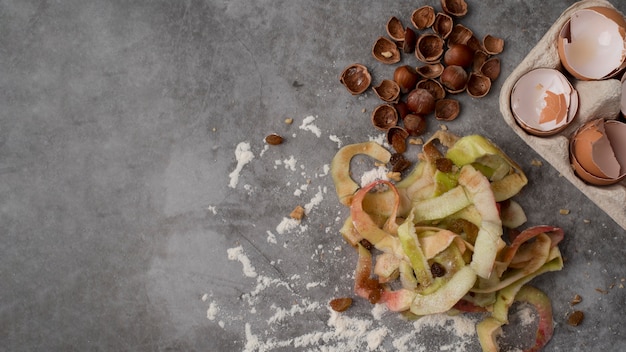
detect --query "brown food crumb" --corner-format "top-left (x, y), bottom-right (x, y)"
top-left (284, 118), bottom-right (293, 125)
top-left (329, 297), bottom-right (353, 312)
top-left (570, 294), bottom-right (582, 305)
top-left (408, 137), bottom-right (423, 145)
top-left (559, 209), bottom-right (570, 215)
top-left (265, 133), bottom-right (284, 145)
top-left (290, 205), bottom-right (305, 220)
top-left (390, 153), bottom-right (411, 173)
top-left (531, 159), bottom-right (543, 167)
top-left (387, 171), bottom-right (402, 182)
top-left (567, 310), bottom-right (584, 326)
top-left (359, 239), bottom-right (373, 251)
top-left (435, 157), bottom-right (454, 173)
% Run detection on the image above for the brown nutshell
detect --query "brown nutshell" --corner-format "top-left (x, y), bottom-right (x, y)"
top-left (433, 12), bottom-right (453, 39)
top-left (387, 126), bottom-right (409, 153)
top-left (417, 63), bottom-right (444, 79)
top-left (480, 57), bottom-right (501, 81)
top-left (411, 6), bottom-right (436, 30)
top-left (472, 50), bottom-right (490, 73)
top-left (394, 65), bottom-right (419, 93)
top-left (440, 65), bottom-right (468, 93)
top-left (417, 79), bottom-right (446, 101)
top-left (386, 16), bottom-right (405, 42)
top-left (406, 88), bottom-right (436, 115)
top-left (372, 36), bottom-right (401, 64)
top-left (441, 0), bottom-right (468, 17)
top-left (371, 104), bottom-right (399, 131)
top-left (467, 72), bottom-right (491, 98)
top-left (339, 63), bottom-right (371, 95)
top-left (415, 33), bottom-right (444, 64)
top-left (373, 79), bottom-right (401, 103)
top-left (403, 113), bottom-right (427, 136)
top-left (483, 34), bottom-right (504, 55)
top-left (403, 27), bottom-right (417, 54)
top-left (444, 43), bottom-right (475, 68)
top-left (448, 24), bottom-right (473, 45)
top-left (435, 99), bottom-right (461, 121)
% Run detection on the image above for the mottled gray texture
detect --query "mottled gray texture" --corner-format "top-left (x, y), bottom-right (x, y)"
top-left (1, 1), bottom-right (625, 351)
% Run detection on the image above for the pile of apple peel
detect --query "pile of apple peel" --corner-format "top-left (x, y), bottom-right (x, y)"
top-left (331, 131), bottom-right (564, 352)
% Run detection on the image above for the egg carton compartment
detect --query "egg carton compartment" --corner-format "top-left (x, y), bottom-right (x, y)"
top-left (499, 0), bottom-right (626, 230)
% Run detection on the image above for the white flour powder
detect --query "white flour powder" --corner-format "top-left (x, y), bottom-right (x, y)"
top-left (212, 119), bottom-right (489, 351)
top-left (299, 115), bottom-right (322, 137)
top-left (228, 142), bottom-right (255, 188)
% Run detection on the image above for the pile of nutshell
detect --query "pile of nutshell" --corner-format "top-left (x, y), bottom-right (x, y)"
top-left (340, 0), bottom-right (503, 172)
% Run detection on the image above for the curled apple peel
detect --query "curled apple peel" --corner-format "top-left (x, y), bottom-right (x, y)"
top-left (330, 132), bottom-right (564, 351)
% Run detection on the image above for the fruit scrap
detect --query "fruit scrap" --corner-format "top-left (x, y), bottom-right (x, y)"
top-left (330, 131), bottom-right (564, 351)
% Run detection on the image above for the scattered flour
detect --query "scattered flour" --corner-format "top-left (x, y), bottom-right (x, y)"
top-left (282, 155), bottom-right (298, 171)
top-left (329, 134), bottom-right (342, 148)
top-left (213, 117), bottom-right (490, 352)
top-left (266, 230), bottom-right (277, 244)
top-left (207, 302), bottom-right (219, 320)
top-left (228, 142), bottom-right (255, 188)
top-left (299, 115), bottom-right (322, 137)
top-left (360, 165), bottom-right (390, 187)
top-left (227, 246), bottom-right (257, 278)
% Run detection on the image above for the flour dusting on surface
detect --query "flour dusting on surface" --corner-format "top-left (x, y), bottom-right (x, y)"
top-left (206, 119), bottom-right (491, 351)
top-left (228, 142), bottom-right (255, 188)
top-left (227, 246), bottom-right (257, 278)
top-left (299, 115), bottom-right (322, 137)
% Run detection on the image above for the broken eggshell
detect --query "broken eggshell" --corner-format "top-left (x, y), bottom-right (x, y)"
top-left (622, 71), bottom-right (626, 118)
top-left (557, 7), bottom-right (626, 80)
top-left (570, 118), bottom-right (626, 185)
top-left (511, 68), bottom-right (579, 136)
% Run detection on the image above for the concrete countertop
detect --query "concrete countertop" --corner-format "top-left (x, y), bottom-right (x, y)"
top-left (1, 0), bottom-right (625, 351)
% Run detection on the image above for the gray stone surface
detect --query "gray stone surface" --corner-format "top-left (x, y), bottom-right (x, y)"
top-left (1, 0), bottom-right (625, 351)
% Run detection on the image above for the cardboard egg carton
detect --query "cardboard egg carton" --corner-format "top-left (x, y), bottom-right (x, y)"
top-left (499, 0), bottom-right (626, 230)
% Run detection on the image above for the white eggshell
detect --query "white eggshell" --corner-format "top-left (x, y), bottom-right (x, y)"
top-left (559, 8), bottom-right (626, 80)
top-left (510, 68), bottom-right (577, 134)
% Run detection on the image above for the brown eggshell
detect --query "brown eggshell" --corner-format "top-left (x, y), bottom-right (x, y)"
top-left (557, 7), bottom-right (626, 80)
top-left (570, 119), bottom-right (626, 185)
top-left (621, 72), bottom-right (626, 118)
